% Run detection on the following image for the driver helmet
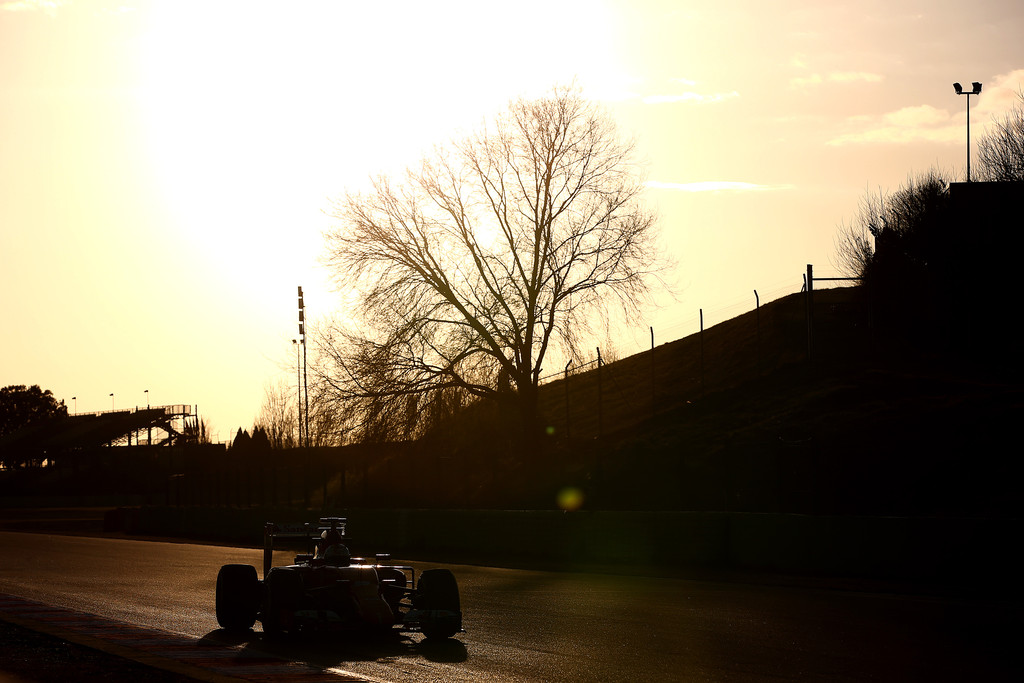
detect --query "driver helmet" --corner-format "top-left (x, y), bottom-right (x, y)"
top-left (323, 542), bottom-right (351, 566)
top-left (320, 527), bottom-right (344, 547)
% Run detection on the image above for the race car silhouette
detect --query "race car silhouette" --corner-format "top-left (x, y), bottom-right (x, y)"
top-left (215, 517), bottom-right (462, 639)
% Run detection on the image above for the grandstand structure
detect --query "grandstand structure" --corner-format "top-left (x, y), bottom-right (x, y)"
top-left (0, 404), bottom-right (199, 464)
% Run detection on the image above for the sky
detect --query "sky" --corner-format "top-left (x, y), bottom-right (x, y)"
top-left (2, 0), bottom-right (1022, 441)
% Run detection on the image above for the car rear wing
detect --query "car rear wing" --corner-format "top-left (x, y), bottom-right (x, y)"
top-left (262, 517), bottom-right (347, 578)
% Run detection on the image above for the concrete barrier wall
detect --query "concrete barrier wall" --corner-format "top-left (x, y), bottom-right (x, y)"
top-left (4, 495), bottom-right (150, 508)
top-left (119, 506), bottom-right (1017, 587)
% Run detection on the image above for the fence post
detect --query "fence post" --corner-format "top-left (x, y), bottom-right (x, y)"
top-left (596, 347), bottom-right (603, 439)
top-left (699, 309), bottom-right (705, 398)
top-left (322, 457), bottom-right (328, 509)
top-left (304, 448), bottom-right (311, 508)
top-left (564, 359), bottom-right (573, 440)
top-left (805, 264), bottom-right (815, 361)
top-left (754, 290), bottom-right (760, 373)
top-left (650, 327), bottom-right (655, 414)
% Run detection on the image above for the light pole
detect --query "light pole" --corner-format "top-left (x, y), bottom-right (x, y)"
top-left (298, 286), bottom-right (309, 449)
top-left (293, 338), bottom-right (302, 448)
top-left (953, 81), bottom-right (982, 181)
top-left (110, 393), bottom-right (115, 410)
top-left (72, 396), bottom-right (76, 415)
top-left (144, 389), bottom-right (151, 445)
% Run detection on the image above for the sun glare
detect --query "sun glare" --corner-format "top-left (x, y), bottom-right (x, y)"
top-left (133, 0), bottom-right (625, 308)
top-left (137, 1), bottom-right (624, 199)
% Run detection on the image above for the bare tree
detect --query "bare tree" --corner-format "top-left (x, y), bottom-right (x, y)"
top-left (254, 378), bottom-right (350, 449)
top-left (977, 91), bottom-right (1024, 182)
top-left (321, 86), bottom-right (663, 442)
top-left (305, 379), bottom-right (351, 447)
top-left (182, 416), bottom-right (212, 445)
top-left (254, 380), bottom-right (299, 449)
top-left (833, 170), bottom-right (950, 282)
top-left (831, 169), bottom-right (956, 342)
top-left (314, 321), bottom-right (474, 443)
top-left (832, 192), bottom-right (879, 282)
top-left (833, 222), bottom-right (875, 282)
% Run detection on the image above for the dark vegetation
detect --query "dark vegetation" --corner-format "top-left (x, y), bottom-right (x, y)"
top-left (0, 385), bottom-right (67, 468)
top-left (2, 284), bottom-right (1019, 517)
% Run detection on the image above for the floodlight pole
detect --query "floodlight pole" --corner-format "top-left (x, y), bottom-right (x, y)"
top-left (293, 339), bottom-right (302, 448)
top-left (967, 93), bottom-right (971, 182)
top-left (304, 341), bottom-right (309, 449)
top-left (298, 286), bottom-right (309, 449)
top-left (954, 81), bottom-right (982, 182)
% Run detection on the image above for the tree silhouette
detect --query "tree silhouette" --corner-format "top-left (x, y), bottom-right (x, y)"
top-left (249, 426), bottom-right (271, 452)
top-left (182, 416), bottom-right (212, 445)
top-left (321, 85), bottom-right (662, 444)
top-left (977, 91), bottom-right (1024, 182)
top-left (231, 428), bottom-right (251, 451)
top-left (254, 380), bottom-right (299, 449)
top-left (255, 378), bottom-right (350, 449)
top-left (0, 385), bottom-right (68, 468)
top-left (834, 170), bottom-right (951, 279)
top-left (0, 385), bottom-right (67, 438)
top-left (832, 170), bottom-right (952, 337)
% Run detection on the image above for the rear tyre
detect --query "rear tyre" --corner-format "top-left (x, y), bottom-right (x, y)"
top-left (415, 569), bottom-right (461, 639)
top-left (216, 564), bottom-right (259, 631)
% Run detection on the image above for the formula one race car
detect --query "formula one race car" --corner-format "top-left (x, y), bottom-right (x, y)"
top-left (215, 517), bottom-right (462, 639)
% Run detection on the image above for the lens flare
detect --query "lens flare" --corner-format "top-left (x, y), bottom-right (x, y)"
top-left (557, 487), bottom-right (584, 511)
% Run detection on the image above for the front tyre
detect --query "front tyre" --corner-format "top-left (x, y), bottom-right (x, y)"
top-left (415, 568), bottom-right (462, 640)
top-left (215, 564), bottom-right (259, 631)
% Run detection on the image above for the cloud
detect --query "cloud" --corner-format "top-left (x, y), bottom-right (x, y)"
top-left (827, 72), bottom-right (884, 83)
top-left (828, 106), bottom-right (959, 146)
top-left (973, 69), bottom-right (1024, 117)
top-left (827, 69), bottom-right (1024, 147)
top-left (1, 0), bottom-right (68, 13)
top-left (643, 91), bottom-right (739, 105)
top-left (790, 71), bottom-right (883, 88)
top-left (790, 74), bottom-right (824, 88)
top-left (828, 126), bottom-right (957, 146)
top-left (640, 77), bottom-right (739, 105)
top-left (828, 71), bottom-right (884, 84)
top-left (645, 181), bottom-right (794, 193)
top-left (882, 105), bottom-right (950, 127)
top-left (823, 70), bottom-right (1020, 147)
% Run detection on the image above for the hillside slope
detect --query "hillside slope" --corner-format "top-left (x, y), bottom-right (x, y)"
top-left (497, 287), bottom-right (1021, 515)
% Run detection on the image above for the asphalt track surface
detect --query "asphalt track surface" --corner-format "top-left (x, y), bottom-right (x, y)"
top-left (0, 530), bottom-right (1017, 682)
